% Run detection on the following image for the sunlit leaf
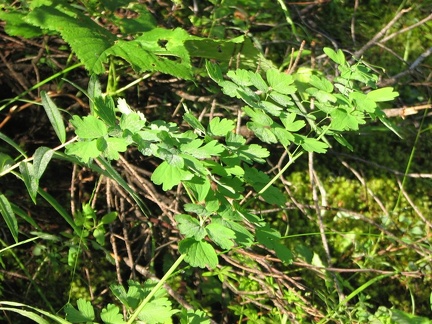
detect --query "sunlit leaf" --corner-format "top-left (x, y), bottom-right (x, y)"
top-left (266, 69), bottom-right (294, 94)
top-left (208, 117), bottom-right (235, 137)
top-left (66, 140), bottom-right (100, 164)
top-left (65, 299), bottom-right (95, 322)
top-left (179, 238), bottom-right (218, 268)
top-left (206, 222), bottom-right (235, 250)
top-left (300, 137), bottom-right (328, 153)
top-left (323, 47), bottom-right (346, 65)
top-left (366, 87), bottom-right (399, 102)
top-left (100, 304), bottom-right (126, 324)
top-left (151, 161), bottom-right (192, 190)
top-left (70, 115), bottom-right (107, 139)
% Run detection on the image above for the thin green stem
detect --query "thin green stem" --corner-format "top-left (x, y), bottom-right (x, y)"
top-left (126, 253), bottom-right (186, 324)
top-left (393, 110), bottom-right (426, 210)
top-left (257, 150), bottom-right (303, 197)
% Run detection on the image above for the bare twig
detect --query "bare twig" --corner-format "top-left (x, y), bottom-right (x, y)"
top-left (383, 103), bottom-right (432, 118)
top-left (286, 40), bottom-right (306, 74)
top-left (396, 178), bottom-right (432, 232)
top-left (308, 152), bottom-right (344, 301)
top-left (341, 160), bottom-right (388, 214)
top-left (379, 13), bottom-right (432, 44)
top-left (379, 46), bottom-right (432, 87)
top-left (352, 8), bottom-right (411, 60)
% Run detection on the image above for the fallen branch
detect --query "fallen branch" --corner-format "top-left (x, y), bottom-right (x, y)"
top-left (382, 103), bottom-right (431, 118)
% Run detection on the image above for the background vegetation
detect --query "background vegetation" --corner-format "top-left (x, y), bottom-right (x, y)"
top-left (0, 0), bottom-right (431, 323)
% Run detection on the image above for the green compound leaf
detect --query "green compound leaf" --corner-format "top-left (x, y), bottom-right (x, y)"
top-left (247, 122), bottom-right (278, 144)
top-left (227, 69), bottom-right (253, 87)
top-left (350, 92), bottom-right (377, 113)
top-left (179, 238), bottom-right (218, 269)
top-left (100, 304), bottom-right (125, 324)
top-left (280, 112), bottom-right (306, 132)
top-left (309, 74), bottom-right (334, 92)
top-left (208, 117), bottom-right (235, 137)
top-left (138, 297), bottom-right (178, 324)
top-left (93, 95), bottom-right (117, 127)
top-left (184, 177), bottom-right (211, 203)
top-left (330, 108), bottom-right (366, 131)
top-left (65, 298), bottom-right (95, 323)
top-left (65, 140), bottom-right (100, 164)
top-left (181, 139), bottom-right (224, 159)
top-left (323, 47), bottom-right (346, 65)
top-left (206, 221), bottom-right (235, 250)
top-left (120, 112), bottom-right (147, 134)
top-left (70, 115), bottom-right (107, 139)
top-left (175, 214), bottom-right (206, 240)
top-left (151, 161), bottom-right (193, 191)
top-left (0, 194), bottom-right (18, 243)
top-left (300, 137), bottom-right (329, 153)
top-left (249, 71), bottom-right (269, 93)
top-left (266, 68), bottom-right (295, 95)
top-left (205, 60), bottom-right (224, 83)
top-left (222, 219), bottom-right (254, 247)
top-left (366, 87), bottom-right (399, 102)
top-left (41, 91), bottom-right (66, 144)
top-left (101, 137), bottom-right (129, 160)
top-left (244, 107), bottom-right (273, 126)
top-left (237, 143), bottom-right (269, 164)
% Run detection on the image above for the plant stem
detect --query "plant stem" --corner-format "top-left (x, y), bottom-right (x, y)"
top-left (126, 253), bottom-right (186, 324)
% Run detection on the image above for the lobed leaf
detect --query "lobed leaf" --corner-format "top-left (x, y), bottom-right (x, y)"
top-left (70, 115), bottom-right (107, 139)
top-left (366, 87), bottom-right (399, 102)
top-left (206, 222), bottom-right (235, 250)
top-left (323, 47), bottom-right (346, 65)
top-left (151, 161), bottom-right (192, 191)
top-left (178, 238), bottom-right (218, 269)
top-left (175, 214), bottom-right (206, 240)
top-left (266, 69), bottom-right (295, 94)
top-left (208, 117), bottom-right (235, 137)
top-left (100, 304), bottom-right (125, 324)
